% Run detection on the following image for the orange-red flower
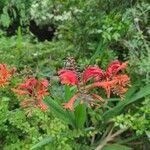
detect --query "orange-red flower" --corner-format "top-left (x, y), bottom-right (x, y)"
top-left (82, 67), bottom-right (103, 86)
top-left (88, 80), bottom-right (116, 98)
top-left (58, 60), bottom-right (130, 111)
top-left (89, 61), bottom-right (130, 98)
top-left (105, 60), bottom-right (128, 78)
top-left (11, 78), bottom-right (49, 111)
top-left (111, 75), bottom-right (130, 99)
top-left (64, 93), bottom-right (81, 111)
top-left (58, 66), bottom-right (106, 110)
top-left (58, 69), bottom-right (79, 86)
top-left (0, 64), bottom-right (16, 87)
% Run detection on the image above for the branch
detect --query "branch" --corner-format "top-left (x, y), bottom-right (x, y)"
top-left (95, 127), bottom-right (128, 150)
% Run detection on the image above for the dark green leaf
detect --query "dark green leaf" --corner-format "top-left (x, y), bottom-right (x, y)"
top-left (44, 96), bottom-right (71, 124)
top-left (103, 85), bottom-right (150, 121)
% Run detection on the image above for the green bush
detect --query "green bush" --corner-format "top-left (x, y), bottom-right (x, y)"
top-left (0, 0), bottom-right (150, 150)
top-left (0, 96), bottom-right (73, 150)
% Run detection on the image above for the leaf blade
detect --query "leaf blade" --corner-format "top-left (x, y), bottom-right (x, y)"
top-left (103, 85), bottom-right (150, 121)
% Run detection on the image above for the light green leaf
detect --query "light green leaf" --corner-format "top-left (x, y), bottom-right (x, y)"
top-left (145, 131), bottom-right (150, 139)
top-left (102, 144), bottom-right (133, 150)
top-left (31, 137), bottom-right (53, 150)
top-left (0, 13), bottom-right (11, 27)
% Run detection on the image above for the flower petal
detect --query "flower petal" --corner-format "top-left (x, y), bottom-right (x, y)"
top-left (88, 81), bottom-right (115, 98)
top-left (36, 100), bottom-right (48, 111)
top-left (11, 88), bottom-right (31, 95)
top-left (41, 79), bottom-right (49, 87)
top-left (58, 69), bottom-right (79, 86)
top-left (64, 93), bottom-right (80, 111)
top-left (82, 67), bottom-right (103, 86)
top-left (106, 60), bottom-right (120, 78)
top-left (19, 84), bottom-right (33, 91)
top-left (26, 78), bottom-right (38, 86)
top-left (116, 61), bottom-right (128, 73)
top-left (106, 61), bottom-right (128, 78)
top-left (90, 93), bottom-right (105, 102)
top-left (0, 64), bottom-right (11, 79)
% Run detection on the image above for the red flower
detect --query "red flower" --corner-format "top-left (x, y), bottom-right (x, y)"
top-left (112, 74), bottom-right (130, 86)
top-left (105, 60), bottom-right (128, 78)
top-left (58, 60), bottom-right (130, 111)
top-left (11, 88), bottom-right (31, 95)
top-left (82, 67), bottom-right (103, 86)
top-left (58, 69), bottom-right (79, 86)
top-left (64, 93), bottom-right (81, 111)
top-left (111, 75), bottom-right (130, 98)
top-left (58, 66), bottom-right (106, 111)
top-left (0, 64), bottom-right (16, 87)
top-left (11, 78), bottom-right (49, 111)
top-left (88, 64), bottom-right (130, 98)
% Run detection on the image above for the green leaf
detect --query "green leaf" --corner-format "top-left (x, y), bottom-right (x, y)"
top-left (103, 85), bottom-right (150, 121)
top-left (102, 144), bottom-right (133, 150)
top-left (75, 104), bottom-right (87, 129)
top-left (124, 85), bottom-right (138, 99)
top-left (2, 97), bottom-right (10, 102)
top-left (64, 85), bottom-right (72, 103)
top-left (64, 85), bottom-right (76, 128)
top-left (0, 13), bottom-right (11, 27)
top-left (17, 26), bottom-right (22, 50)
top-left (105, 98), bottom-right (120, 102)
top-left (145, 131), bottom-right (150, 139)
top-left (89, 41), bottom-right (106, 64)
top-left (44, 96), bottom-right (71, 124)
top-left (31, 137), bottom-right (53, 150)
top-left (44, 96), bottom-right (77, 128)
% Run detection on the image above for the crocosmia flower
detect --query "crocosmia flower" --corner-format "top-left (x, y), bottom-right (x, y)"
top-left (58, 69), bottom-right (79, 86)
top-left (89, 61), bottom-right (130, 99)
top-left (105, 61), bottom-right (128, 78)
top-left (58, 60), bottom-right (130, 111)
top-left (11, 78), bottom-right (49, 112)
top-left (58, 66), bottom-right (106, 111)
top-left (0, 64), bottom-right (16, 87)
top-left (82, 67), bottom-right (103, 86)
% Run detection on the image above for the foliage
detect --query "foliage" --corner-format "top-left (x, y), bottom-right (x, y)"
top-left (0, 96), bottom-right (72, 150)
top-left (56, 0), bottom-right (130, 59)
top-left (115, 96), bottom-right (150, 136)
top-left (0, 0), bottom-right (150, 150)
top-left (0, 0), bottom-right (32, 27)
top-left (0, 31), bottom-right (71, 73)
top-left (122, 1), bottom-right (150, 84)
top-left (30, 0), bottom-right (71, 26)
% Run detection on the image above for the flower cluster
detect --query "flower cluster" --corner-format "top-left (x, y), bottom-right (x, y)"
top-left (0, 61), bottom-right (130, 113)
top-left (11, 78), bottom-right (49, 111)
top-left (0, 64), bottom-right (16, 87)
top-left (58, 60), bottom-right (130, 111)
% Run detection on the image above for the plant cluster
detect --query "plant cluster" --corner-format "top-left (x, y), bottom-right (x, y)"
top-left (0, 0), bottom-right (150, 149)
top-left (0, 60), bottom-right (131, 149)
top-left (115, 96), bottom-right (150, 136)
top-left (1, 55), bottom-right (150, 150)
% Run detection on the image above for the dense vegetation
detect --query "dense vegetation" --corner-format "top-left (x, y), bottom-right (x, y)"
top-left (0, 0), bottom-right (150, 150)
